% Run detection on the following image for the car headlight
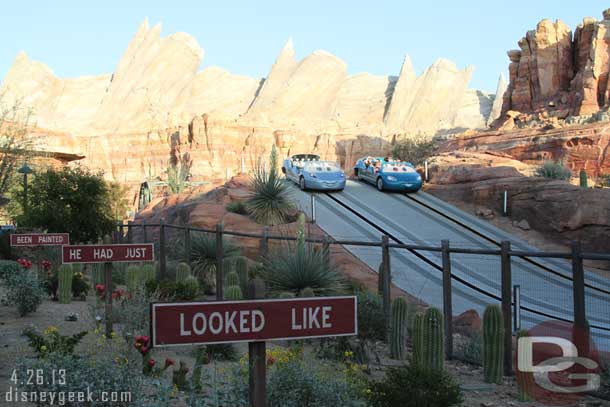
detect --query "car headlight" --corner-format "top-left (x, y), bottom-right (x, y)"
top-left (387, 176), bottom-right (397, 181)
top-left (309, 173), bottom-right (317, 178)
top-left (339, 173), bottom-right (345, 177)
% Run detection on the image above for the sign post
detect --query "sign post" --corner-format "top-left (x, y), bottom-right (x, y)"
top-left (63, 243), bottom-right (155, 337)
top-left (151, 291), bottom-right (357, 406)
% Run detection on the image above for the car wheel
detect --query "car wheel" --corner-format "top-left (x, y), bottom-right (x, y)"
top-left (376, 177), bottom-right (384, 191)
top-left (353, 168), bottom-right (359, 178)
top-left (281, 167), bottom-right (286, 174)
top-left (299, 177), bottom-right (306, 190)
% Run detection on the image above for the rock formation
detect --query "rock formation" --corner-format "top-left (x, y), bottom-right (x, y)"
top-left (500, 9), bottom-right (610, 120)
top-left (0, 19), bottom-right (502, 190)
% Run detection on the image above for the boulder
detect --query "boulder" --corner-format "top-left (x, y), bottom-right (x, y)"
top-left (452, 309), bottom-right (482, 337)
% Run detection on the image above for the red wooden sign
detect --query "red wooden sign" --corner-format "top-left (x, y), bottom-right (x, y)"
top-left (62, 244), bottom-right (154, 263)
top-left (10, 233), bottom-right (70, 247)
top-left (151, 296), bottom-right (357, 347)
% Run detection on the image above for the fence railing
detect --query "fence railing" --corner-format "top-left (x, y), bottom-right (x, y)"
top-left (115, 220), bottom-right (610, 375)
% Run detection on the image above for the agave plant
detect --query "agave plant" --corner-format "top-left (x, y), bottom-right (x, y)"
top-left (246, 146), bottom-right (295, 226)
top-left (263, 241), bottom-right (346, 296)
top-left (190, 233), bottom-right (241, 278)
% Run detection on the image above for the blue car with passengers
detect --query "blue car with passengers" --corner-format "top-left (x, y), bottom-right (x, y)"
top-left (353, 156), bottom-right (422, 192)
top-left (282, 154), bottom-right (346, 191)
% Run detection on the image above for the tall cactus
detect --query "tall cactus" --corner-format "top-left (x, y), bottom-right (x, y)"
top-left (141, 264), bottom-right (155, 283)
top-left (58, 264), bottom-right (73, 304)
top-left (224, 285), bottom-right (243, 300)
top-left (300, 287), bottom-right (315, 297)
top-left (411, 312), bottom-right (425, 368)
top-left (235, 256), bottom-right (249, 292)
top-left (423, 307), bottom-right (444, 372)
top-left (176, 262), bottom-right (191, 282)
top-left (580, 169), bottom-right (588, 188)
top-left (126, 265), bottom-right (140, 293)
top-left (515, 329), bottom-right (534, 401)
top-left (483, 304), bottom-right (504, 384)
top-left (225, 271), bottom-right (240, 288)
top-left (390, 298), bottom-right (408, 360)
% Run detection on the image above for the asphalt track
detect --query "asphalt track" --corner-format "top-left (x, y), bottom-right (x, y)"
top-left (289, 180), bottom-right (610, 350)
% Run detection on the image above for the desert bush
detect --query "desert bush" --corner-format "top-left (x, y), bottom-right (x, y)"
top-left (391, 133), bottom-right (438, 166)
top-left (226, 200), bottom-right (249, 215)
top-left (22, 326), bottom-right (87, 357)
top-left (203, 343), bottom-right (238, 362)
top-left (71, 269), bottom-right (90, 299)
top-left (0, 260), bottom-right (21, 282)
top-left (535, 161), bottom-right (572, 180)
top-left (454, 332), bottom-right (483, 365)
top-left (356, 290), bottom-right (386, 342)
top-left (246, 146), bottom-right (295, 225)
top-left (598, 173), bottom-right (610, 188)
top-left (263, 242), bottom-right (345, 296)
top-left (3, 269), bottom-right (45, 316)
top-left (366, 364), bottom-right (463, 407)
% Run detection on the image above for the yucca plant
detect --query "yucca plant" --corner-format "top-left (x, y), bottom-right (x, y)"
top-left (190, 233), bottom-right (241, 278)
top-left (262, 241), bottom-right (345, 296)
top-left (534, 161), bottom-right (572, 180)
top-left (246, 146), bottom-right (295, 225)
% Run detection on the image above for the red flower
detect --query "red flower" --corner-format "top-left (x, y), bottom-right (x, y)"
top-left (164, 358), bottom-right (175, 368)
top-left (95, 284), bottom-right (105, 292)
top-left (41, 260), bottom-right (52, 271)
top-left (17, 258), bottom-right (32, 269)
top-left (148, 359), bottom-right (156, 368)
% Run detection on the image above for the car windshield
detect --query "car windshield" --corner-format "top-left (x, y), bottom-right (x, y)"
top-left (382, 163), bottom-right (416, 173)
top-left (304, 161), bottom-right (341, 172)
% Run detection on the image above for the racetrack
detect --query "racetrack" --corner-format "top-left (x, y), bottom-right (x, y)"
top-left (289, 180), bottom-right (610, 350)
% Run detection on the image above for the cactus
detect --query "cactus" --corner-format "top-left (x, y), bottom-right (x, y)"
top-left (223, 257), bottom-right (235, 275)
top-left (224, 285), bottom-right (243, 300)
top-left (58, 264), bottom-right (73, 304)
top-left (91, 263), bottom-right (103, 287)
top-left (191, 346), bottom-right (208, 393)
top-left (225, 271), bottom-right (240, 288)
top-left (172, 360), bottom-right (190, 391)
top-left (411, 312), bottom-right (425, 368)
top-left (141, 264), bottom-right (155, 282)
top-left (299, 287), bottom-right (315, 297)
top-left (390, 298), bottom-right (408, 360)
top-left (516, 329), bottom-right (534, 401)
top-left (580, 169), bottom-right (588, 188)
top-left (422, 307), bottom-right (444, 372)
top-left (235, 256), bottom-right (249, 291)
top-left (126, 265), bottom-right (140, 293)
top-left (175, 262), bottom-right (191, 282)
top-left (279, 292), bottom-right (295, 299)
top-left (483, 304), bottom-right (504, 384)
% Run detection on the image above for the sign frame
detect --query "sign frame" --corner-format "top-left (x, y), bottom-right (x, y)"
top-left (61, 243), bottom-right (155, 264)
top-left (150, 296), bottom-right (358, 348)
top-left (10, 233), bottom-right (70, 247)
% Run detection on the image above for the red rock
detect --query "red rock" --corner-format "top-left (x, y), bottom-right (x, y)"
top-left (453, 309), bottom-right (482, 336)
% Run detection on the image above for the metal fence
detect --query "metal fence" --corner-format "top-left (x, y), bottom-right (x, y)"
top-left (115, 219), bottom-right (610, 373)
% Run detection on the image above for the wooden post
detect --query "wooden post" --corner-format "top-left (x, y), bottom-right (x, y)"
top-left (500, 241), bottom-right (513, 376)
top-left (322, 235), bottom-right (330, 267)
top-left (381, 235), bottom-right (391, 333)
top-left (259, 226), bottom-right (269, 260)
top-left (185, 227), bottom-right (191, 265)
top-left (104, 262), bottom-right (113, 338)
top-left (159, 219), bottom-right (167, 280)
top-left (142, 220), bottom-right (148, 243)
top-left (441, 239), bottom-right (453, 360)
top-left (571, 241), bottom-right (586, 328)
top-left (127, 222), bottom-right (133, 244)
top-left (248, 279), bottom-right (266, 407)
top-left (216, 224), bottom-right (224, 301)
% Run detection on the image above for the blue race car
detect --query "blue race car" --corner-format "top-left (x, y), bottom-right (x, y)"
top-left (282, 154), bottom-right (346, 191)
top-left (353, 156), bottom-right (422, 192)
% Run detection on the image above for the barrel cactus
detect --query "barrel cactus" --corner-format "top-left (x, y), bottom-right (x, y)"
top-left (126, 265), bottom-right (140, 293)
top-left (516, 329), bottom-right (534, 401)
top-left (300, 287), bottom-right (315, 297)
top-left (141, 264), bottom-right (155, 283)
top-left (182, 277), bottom-right (200, 299)
top-left (411, 312), bottom-right (425, 368)
top-left (235, 256), bottom-right (249, 291)
top-left (580, 169), bottom-right (588, 188)
top-left (176, 262), bottom-right (191, 282)
top-left (279, 292), bottom-right (295, 299)
top-left (224, 285), bottom-right (243, 300)
top-left (226, 271), bottom-right (240, 288)
top-left (58, 264), bottom-right (73, 304)
top-left (390, 297), bottom-right (408, 360)
top-left (483, 304), bottom-right (504, 384)
top-left (423, 307), bottom-right (444, 372)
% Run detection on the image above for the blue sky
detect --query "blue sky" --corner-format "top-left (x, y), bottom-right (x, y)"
top-left (2, 1), bottom-right (609, 92)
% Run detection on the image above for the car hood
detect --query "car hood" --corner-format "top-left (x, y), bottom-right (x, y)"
top-left (307, 171), bottom-right (344, 181)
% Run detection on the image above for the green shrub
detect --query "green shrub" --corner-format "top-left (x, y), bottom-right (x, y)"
top-left (145, 278), bottom-right (198, 301)
top-left (246, 146), bottom-right (295, 225)
top-left (226, 200), bottom-right (249, 215)
top-left (367, 364), bottom-right (463, 407)
top-left (3, 270), bottom-right (45, 316)
top-left (71, 269), bottom-right (89, 299)
top-left (535, 161), bottom-right (572, 180)
top-left (391, 133), bottom-right (438, 166)
top-left (263, 242), bottom-right (345, 296)
top-left (599, 174), bottom-right (610, 188)
top-left (0, 260), bottom-right (21, 282)
top-left (356, 290), bottom-right (386, 342)
top-left (22, 326), bottom-right (87, 357)
top-left (204, 343), bottom-right (238, 362)
top-left (455, 332), bottom-right (482, 365)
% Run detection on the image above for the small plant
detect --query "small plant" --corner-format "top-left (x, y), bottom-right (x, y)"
top-left (246, 146), bottom-right (295, 225)
top-left (366, 364), bottom-right (463, 407)
top-left (483, 304), bottom-right (504, 384)
top-left (580, 169), bottom-right (589, 188)
top-left (226, 200), bottom-right (248, 215)
top-left (23, 326), bottom-right (87, 358)
top-left (535, 160), bottom-right (572, 180)
top-left (279, 292), bottom-right (295, 298)
top-left (71, 269), bottom-right (89, 299)
top-left (390, 297), bottom-right (408, 360)
top-left (356, 290), bottom-right (386, 343)
top-left (299, 286), bottom-right (315, 297)
top-left (58, 264), bottom-right (73, 304)
top-left (598, 173), bottom-right (610, 188)
top-left (3, 270), bottom-right (45, 316)
top-left (224, 285), bottom-right (243, 300)
top-left (175, 262), bottom-right (191, 282)
top-left (180, 276), bottom-right (200, 300)
top-left (205, 343), bottom-right (238, 361)
top-left (134, 335), bottom-right (153, 375)
top-left (172, 360), bottom-right (190, 390)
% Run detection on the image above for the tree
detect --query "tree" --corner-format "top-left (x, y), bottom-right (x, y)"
top-left (391, 133), bottom-right (437, 166)
top-left (17, 166), bottom-right (115, 242)
top-left (107, 181), bottom-right (130, 221)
